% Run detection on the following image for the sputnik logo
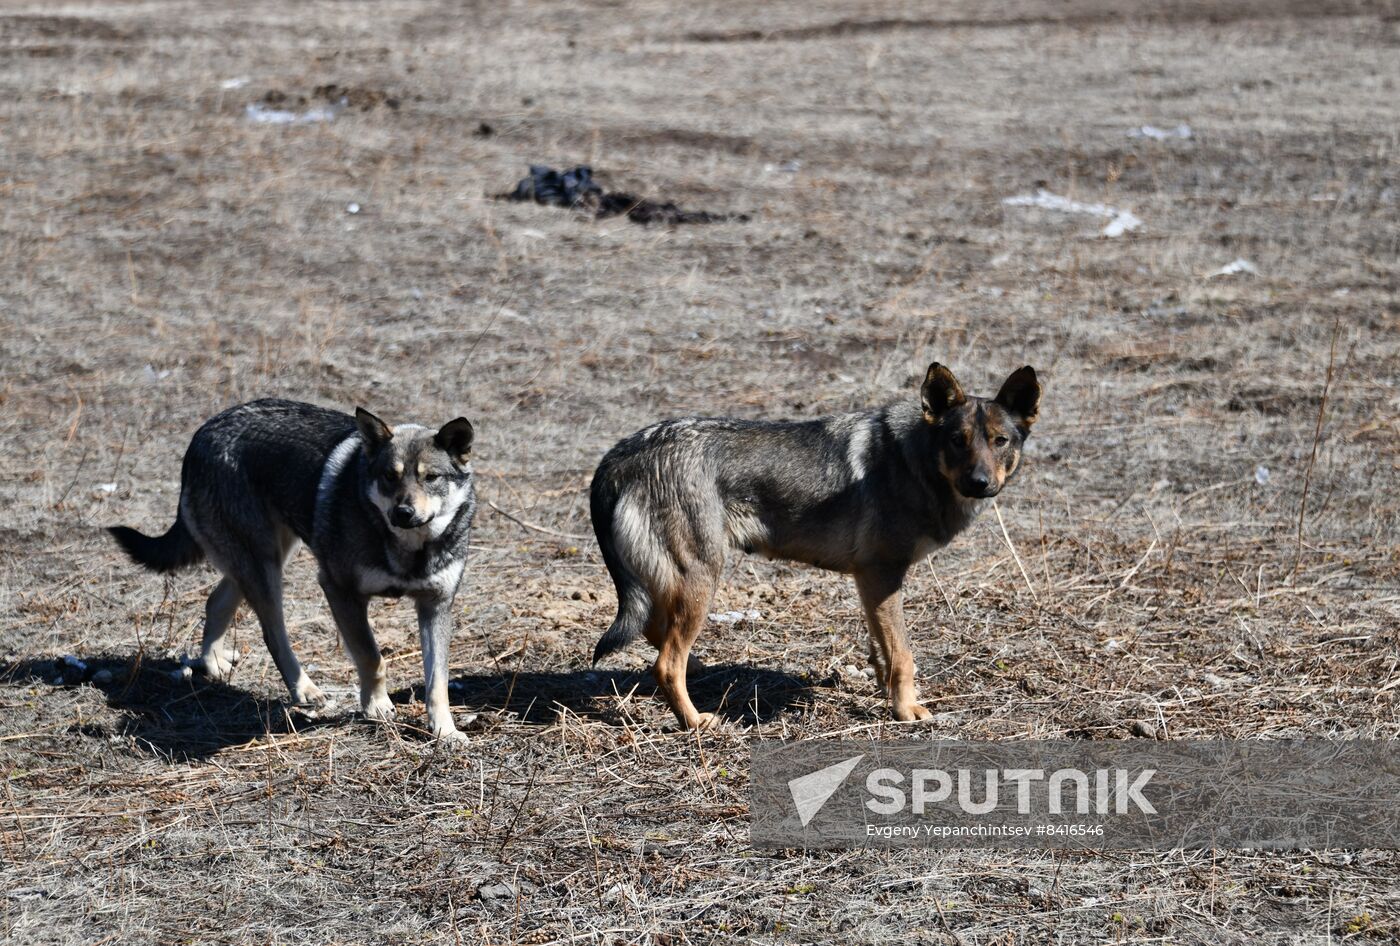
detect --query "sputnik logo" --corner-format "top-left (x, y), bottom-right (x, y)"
top-left (788, 755), bottom-right (864, 827)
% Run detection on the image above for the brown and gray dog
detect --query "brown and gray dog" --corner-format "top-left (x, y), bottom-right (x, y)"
top-left (589, 363), bottom-right (1040, 728)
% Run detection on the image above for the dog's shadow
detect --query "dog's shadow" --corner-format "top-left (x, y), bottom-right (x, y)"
top-left (412, 662), bottom-right (819, 728)
top-left (0, 655), bottom-right (328, 761)
top-left (1, 655), bottom-right (818, 761)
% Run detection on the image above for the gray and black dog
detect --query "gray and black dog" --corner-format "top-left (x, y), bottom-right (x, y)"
top-left (109, 398), bottom-right (477, 743)
top-left (590, 363), bottom-right (1040, 729)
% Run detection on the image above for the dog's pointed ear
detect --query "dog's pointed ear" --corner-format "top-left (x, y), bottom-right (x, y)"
top-left (354, 407), bottom-right (393, 451)
top-left (434, 417), bottom-right (474, 465)
top-left (995, 366), bottom-right (1040, 430)
top-left (920, 363), bottom-right (967, 422)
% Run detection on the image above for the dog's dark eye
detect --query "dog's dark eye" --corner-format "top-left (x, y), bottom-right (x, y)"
top-left (424, 473), bottom-right (442, 483)
top-left (993, 435), bottom-right (1009, 447)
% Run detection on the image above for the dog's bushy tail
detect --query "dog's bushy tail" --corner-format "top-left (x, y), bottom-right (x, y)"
top-left (593, 578), bottom-right (652, 664)
top-left (591, 480), bottom-right (653, 665)
top-left (108, 516), bottom-right (203, 574)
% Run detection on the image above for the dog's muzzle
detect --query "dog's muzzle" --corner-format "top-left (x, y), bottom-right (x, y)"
top-left (959, 475), bottom-right (1001, 499)
top-left (390, 505), bottom-right (427, 529)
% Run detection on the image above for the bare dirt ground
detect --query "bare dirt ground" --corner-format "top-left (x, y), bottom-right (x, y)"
top-left (2, 1), bottom-right (1398, 942)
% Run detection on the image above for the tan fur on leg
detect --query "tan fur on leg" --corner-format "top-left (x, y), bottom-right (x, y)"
top-left (855, 571), bottom-right (930, 721)
top-left (649, 580), bottom-right (720, 729)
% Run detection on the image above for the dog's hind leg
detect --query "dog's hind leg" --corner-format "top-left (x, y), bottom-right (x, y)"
top-left (198, 578), bottom-right (243, 680)
top-left (855, 570), bottom-right (930, 722)
top-left (320, 582), bottom-right (391, 722)
top-left (650, 571), bottom-right (722, 730)
top-left (238, 533), bottom-right (324, 709)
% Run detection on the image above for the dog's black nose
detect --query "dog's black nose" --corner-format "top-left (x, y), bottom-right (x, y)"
top-left (390, 504), bottom-right (419, 528)
top-left (965, 474), bottom-right (997, 498)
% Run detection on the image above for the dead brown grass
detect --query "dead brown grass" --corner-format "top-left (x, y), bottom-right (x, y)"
top-left (1, 0), bottom-right (1399, 943)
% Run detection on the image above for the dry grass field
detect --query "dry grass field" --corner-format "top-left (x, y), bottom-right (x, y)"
top-left (3, 0), bottom-right (1399, 942)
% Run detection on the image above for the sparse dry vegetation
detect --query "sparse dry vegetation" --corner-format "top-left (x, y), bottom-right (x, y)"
top-left (2, 1), bottom-right (1398, 943)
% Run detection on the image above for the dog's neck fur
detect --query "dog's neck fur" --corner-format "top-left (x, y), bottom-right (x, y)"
top-left (313, 433), bottom-right (364, 544)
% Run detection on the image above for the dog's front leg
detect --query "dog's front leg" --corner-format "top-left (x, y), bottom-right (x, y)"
top-left (865, 636), bottom-right (889, 696)
top-left (320, 578), bottom-right (393, 722)
top-left (854, 570), bottom-right (930, 722)
top-left (415, 596), bottom-right (466, 743)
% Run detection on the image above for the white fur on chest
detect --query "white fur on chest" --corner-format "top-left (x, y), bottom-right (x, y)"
top-left (355, 559), bottom-right (464, 598)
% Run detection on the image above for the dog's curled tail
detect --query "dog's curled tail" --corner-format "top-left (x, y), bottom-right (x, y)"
top-left (107, 517), bottom-right (204, 574)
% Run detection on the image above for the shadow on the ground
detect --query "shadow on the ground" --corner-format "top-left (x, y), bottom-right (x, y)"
top-left (405, 662), bottom-right (819, 727)
top-left (0, 655), bottom-right (337, 762)
top-left (0, 655), bottom-right (819, 760)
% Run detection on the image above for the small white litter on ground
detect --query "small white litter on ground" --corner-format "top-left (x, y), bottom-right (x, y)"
top-left (1128, 123), bottom-right (1192, 141)
top-left (95, 482), bottom-right (117, 494)
top-left (1255, 465), bottom-right (1271, 486)
top-left (220, 77), bottom-right (249, 90)
top-left (1211, 258), bottom-right (1258, 277)
top-left (245, 102), bottom-right (338, 125)
top-left (346, 202), bottom-right (360, 214)
top-left (143, 364), bottom-right (171, 382)
top-left (1002, 189), bottom-right (1142, 237)
top-left (708, 609), bottom-right (761, 624)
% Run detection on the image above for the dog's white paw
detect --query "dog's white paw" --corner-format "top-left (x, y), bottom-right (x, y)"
top-left (291, 679), bottom-right (329, 709)
top-left (433, 726), bottom-right (471, 749)
top-left (199, 649), bottom-right (237, 682)
top-left (430, 710), bottom-right (478, 745)
top-left (361, 694), bottom-right (396, 722)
